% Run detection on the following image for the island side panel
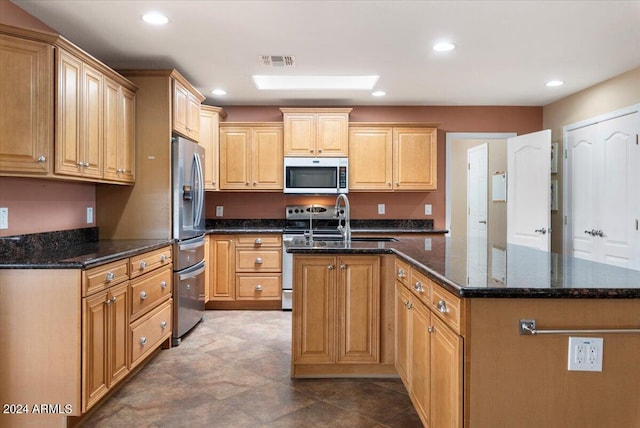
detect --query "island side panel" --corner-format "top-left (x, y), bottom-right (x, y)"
top-left (466, 298), bottom-right (640, 428)
top-left (0, 269), bottom-right (82, 427)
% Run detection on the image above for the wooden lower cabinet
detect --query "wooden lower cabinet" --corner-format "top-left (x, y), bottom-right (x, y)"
top-left (293, 255), bottom-right (380, 370)
top-left (82, 281), bottom-right (129, 412)
top-left (208, 235), bottom-right (236, 301)
top-left (396, 281), bottom-right (462, 428)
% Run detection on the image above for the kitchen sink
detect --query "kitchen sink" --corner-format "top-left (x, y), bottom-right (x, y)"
top-left (317, 236), bottom-right (398, 242)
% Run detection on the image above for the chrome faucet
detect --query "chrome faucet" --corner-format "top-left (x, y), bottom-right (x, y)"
top-left (305, 204), bottom-right (314, 241)
top-left (334, 194), bottom-right (351, 242)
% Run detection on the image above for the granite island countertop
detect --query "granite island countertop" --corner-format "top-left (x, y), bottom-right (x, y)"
top-left (286, 235), bottom-right (640, 298)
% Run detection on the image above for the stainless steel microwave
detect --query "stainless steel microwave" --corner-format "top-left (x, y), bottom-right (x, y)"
top-left (283, 157), bottom-right (348, 194)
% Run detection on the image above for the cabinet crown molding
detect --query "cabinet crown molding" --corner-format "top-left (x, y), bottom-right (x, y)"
top-left (280, 107), bottom-right (353, 114)
top-left (349, 122), bottom-right (440, 128)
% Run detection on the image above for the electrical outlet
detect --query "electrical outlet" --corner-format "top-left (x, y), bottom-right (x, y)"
top-left (424, 204), bottom-right (432, 215)
top-left (424, 238), bottom-right (432, 251)
top-left (216, 206), bottom-right (224, 217)
top-left (568, 337), bottom-right (603, 372)
top-left (0, 207), bottom-right (8, 229)
top-left (86, 207), bottom-right (93, 224)
top-left (377, 203), bottom-right (385, 215)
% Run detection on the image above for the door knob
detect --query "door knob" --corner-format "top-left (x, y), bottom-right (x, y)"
top-left (534, 228), bottom-right (547, 234)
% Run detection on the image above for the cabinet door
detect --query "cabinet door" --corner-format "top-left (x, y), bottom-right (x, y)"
top-left (411, 299), bottom-right (431, 426)
top-left (200, 107), bottom-right (220, 190)
top-left (393, 127), bottom-right (437, 190)
top-left (336, 255), bottom-right (380, 363)
top-left (219, 127), bottom-right (251, 190)
top-left (430, 315), bottom-right (463, 428)
top-left (107, 282), bottom-right (130, 388)
top-left (293, 256), bottom-right (336, 363)
top-left (252, 127), bottom-right (283, 190)
top-left (81, 63), bottom-right (104, 178)
top-left (56, 49), bottom-right (83, 177)
top-left (0, 35), bottom-right (53, 174)
top-left (120, 86), bottom-right (136, 182)
top-left (209, 236), bottom-right (235, 300)
top-left (348, 127), bottom-right (393, 190)
top-left (186, 92), bottom-right (201, 141)
top-left (395, 283), bottom-right (412, 382)
top-left (316, 113), bottom-right (349, 156)
top-left (173, 80), bottom-right (189, 137)
top-left (284, 113), bottom-right (315, 156)
top-left (103, 78), bottom-right (120, 181)
top-left (82, 290), bottom-right (109, 411)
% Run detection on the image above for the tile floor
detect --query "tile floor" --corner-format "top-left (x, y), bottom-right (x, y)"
top-left (83, 310), bottom-right (423, 427)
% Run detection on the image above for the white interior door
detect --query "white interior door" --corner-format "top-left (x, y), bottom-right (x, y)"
top-left (507, 130), bottom-right (551, 251)
top-left (568, 111), bottom-right (639, 269)
top-left (467, 144), bottom-right (488, 286)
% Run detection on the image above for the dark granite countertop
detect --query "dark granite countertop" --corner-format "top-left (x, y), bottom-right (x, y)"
top-left (286, 235), bottom-right (640, 298)
top-left (0, 228), bottom-right (172, 269)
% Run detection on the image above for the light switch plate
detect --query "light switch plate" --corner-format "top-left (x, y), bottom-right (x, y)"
top-left (0, 207), bottom-right (8, 229)
top-left (216, 206), bottom-right (224, 217)
top-left (378, 204), bottom-right (385, 215)
top-left (424, 204), bottom-right (432, 215)
top-left (568, 337), bottom-right (603, 372)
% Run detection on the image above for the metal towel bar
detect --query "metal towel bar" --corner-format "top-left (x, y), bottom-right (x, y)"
top-left (519, 319), bottom-right (640, 336)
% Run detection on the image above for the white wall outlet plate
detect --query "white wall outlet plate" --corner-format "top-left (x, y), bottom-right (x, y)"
top-left (86, 207), bottom-right (94, 224)
top-left (424, 204), bottom-right (432, 215)
top-left (378, 203), bottom-right (385, 215)
top-left (568, 337), bottom-right (603, 372)
top-left (216, 206), bottom-right (224, 217)
top-left (0, 207), bottom-right (8, 229)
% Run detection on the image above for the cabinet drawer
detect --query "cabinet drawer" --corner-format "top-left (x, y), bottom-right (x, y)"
top-left (394, 258), bottom-right (410, 286)
top-left (236, 235), bottom-right (282, 247)
top-left (130, 246), bottom-right (172, 279)
top-left (409, 268), bottom-right (431, 306)
top-left (236, 275), bottom-right (281, 300)
top-left (236, 249), bottom-right (281, 272)
top-left (130, 265), bottom-right (172, 321)
top-left (130, 300), bottom-right (172, 367)
top-left (83, 259), bottom-right (129, 297)
top-left (431, 285), bottom-right (461, 333)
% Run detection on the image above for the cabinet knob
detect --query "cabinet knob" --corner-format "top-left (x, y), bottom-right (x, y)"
top-left (160, 254), bottom-right (167, 262)
top-left (340, 264), bottom-right (346, 269)
top-left (246, 182), bottom-right (250, 186)
top-left (255, 238), bottom-right (262, 245)
top-left (387, 182), bottom-right (391, 186)
top-left (253, 181), bottom-right (257, 186)
top-left (161, 321), bottom-right (167, 329)
top-left (309, 149), bottom-right (314, 153)
top-left (105, 271), bottom-right (115, 282)
top-left (111, 296), bottom-right (117, 303)
top-left (437, 300), bottom-right (449, 313)
top-left (160, 281), bottom-right (167, 289)
top-left (77, 161), bottom-right (84, 167)
top-left (140, 291), bottom-right (147, 300)
top-left (255, 257), bottom-right (263, 264)
top-left (395, 182), bottom-right (399, 186)
top-left (140, 337), bottom-right (147, 346)
top-left (37, 155), bottom-right (46, 163)
top-left (318, 149), bottom-right (323, 153)
top-left (414, 281), bottom-right (423, 292)
top-left (428, 326), bottom-right (434, 333)
top-left (105, 298), bottom-right (112, 305)
top-left (140, 260), bottom-right (147, 270)
top-left (327, 264), bottom-right (335, 270)
top-left (255, 284), bottom-right (263, 291)
top-left (397, 268), bottom-right (405, 278)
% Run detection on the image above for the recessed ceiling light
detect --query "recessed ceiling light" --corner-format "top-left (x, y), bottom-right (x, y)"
top-left (252, 75), bottom-right (379, 90)
top-left (372, 91), bottom-right (386, 97)
top-left (433, 42), bottom-right (455, 52)
top-left (546, 80), bottom-right (564, 87)
top-left (211, 89), bottom-right (227, 96)
top-left (142, 12), bottom-right (168, 25)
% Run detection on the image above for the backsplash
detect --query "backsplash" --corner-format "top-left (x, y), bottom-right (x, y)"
top-left (0, 227), bottom-right (98, 260)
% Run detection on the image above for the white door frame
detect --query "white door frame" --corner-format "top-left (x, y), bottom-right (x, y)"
top-left (445, 133), bottom-right (516, 236)
top-left (562, 103), bottom-right (640, 256)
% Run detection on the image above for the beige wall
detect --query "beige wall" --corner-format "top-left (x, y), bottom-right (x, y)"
top-left (542, 67), bottom-right (640, 252)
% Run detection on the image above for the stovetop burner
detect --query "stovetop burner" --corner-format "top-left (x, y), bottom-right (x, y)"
top-left (283, 204), bottom-right (343, 235)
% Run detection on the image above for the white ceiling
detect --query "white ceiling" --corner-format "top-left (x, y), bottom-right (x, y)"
top-left (12, 0), bottom-right (640, 107)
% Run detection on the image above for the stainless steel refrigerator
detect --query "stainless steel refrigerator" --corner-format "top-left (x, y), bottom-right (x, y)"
top-left (171, 135), bottom-right (206, 345)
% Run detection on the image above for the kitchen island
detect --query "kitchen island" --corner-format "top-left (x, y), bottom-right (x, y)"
top-left (286, 235), bottom-right (640, 428)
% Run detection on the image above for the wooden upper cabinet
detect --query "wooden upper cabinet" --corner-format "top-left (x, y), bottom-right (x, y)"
top-left (219, 124), bottom-right (283, 191)
top-left (103, 78), bottom-right (135, 183)
top-left (281, 108), bottom-right (351, 157)
top-left (200, 106), bottom-right (225, 190)
top-left (349, 125), bottom-right (438, 191)
top-left (0, 34), bottom-right (53, 175)
top-left (172, 78), bottom-right (204, 142)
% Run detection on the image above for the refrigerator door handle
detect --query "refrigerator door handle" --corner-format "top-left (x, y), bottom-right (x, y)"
top-left (193, 152), bottom-right (204, 228)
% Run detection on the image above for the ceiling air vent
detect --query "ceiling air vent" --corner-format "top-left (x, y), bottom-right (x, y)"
top-left (260, 55), bottom-right (296, 67)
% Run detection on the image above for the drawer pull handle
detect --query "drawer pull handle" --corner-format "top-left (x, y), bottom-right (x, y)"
top-left (397, 268), bottom-right (405, 278)
top-left (140, 261), bottom-right (147, 270)
top-left (140, 337), bottom-right (147, 346)
top-left (160, 281), bottom-right (167, 289)
top-left (105, 271), bottom-right (115, 282)
top-left (140, 291), bottom-right (147, 300)
top-left (437, 300), bottom-right (449, 313)
top-left (414, 281), bottom-right (424, 292)
top-left (255, 257), bottom-right (263, 264)
top-left (255, 238), bottom-right (262, 245)
top-left (161, 321), bottom-right (168, 329)
top-left (255, 285), bottom-right (263, 291)
top-left (160, 254), bottom-right (167, 262)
